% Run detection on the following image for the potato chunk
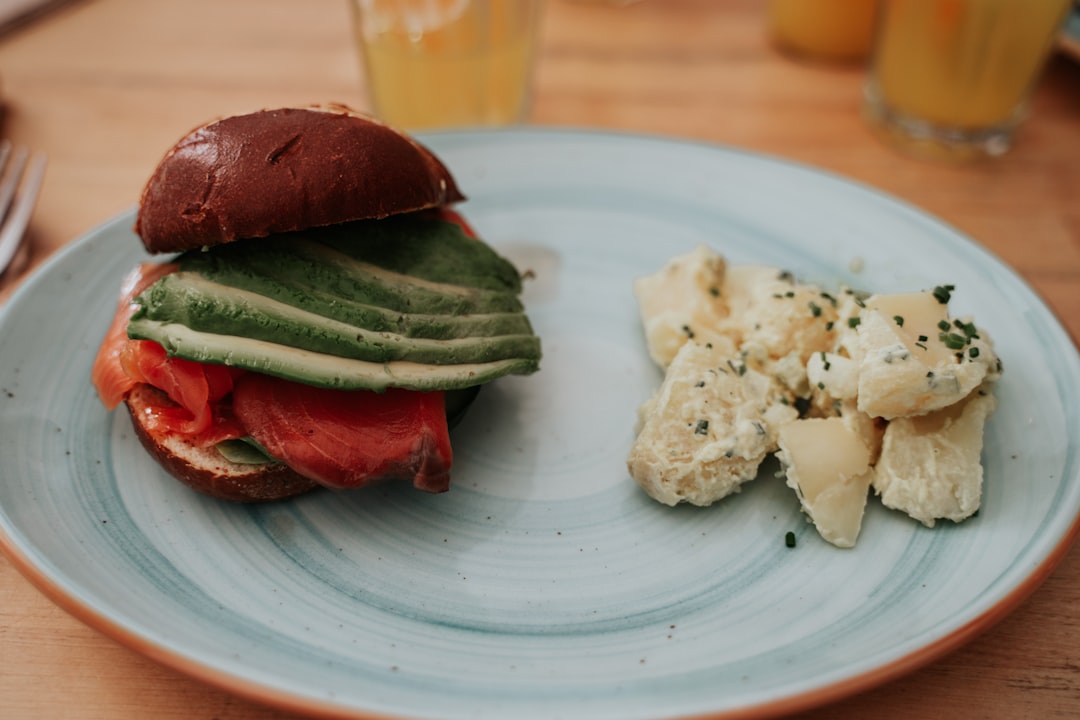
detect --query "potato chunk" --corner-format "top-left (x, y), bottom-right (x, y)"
top-left (633, 245), bottom-right (732, 368)
top-left (854, 297), bottom-right (998, 420)
top-left (723, 266), bottom-right (839, 365)
top-left (778, 417), bottom-right (873, 548)
top-left (628, 341), bottom-right (798, 506)
top-left (867, 291), bottom-right (953, 367)
top-left (872, 387), bottom-right (997, 527)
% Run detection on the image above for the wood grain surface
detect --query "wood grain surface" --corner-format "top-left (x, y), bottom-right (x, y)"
top-left (1, 1), bottom-right (1078, 718)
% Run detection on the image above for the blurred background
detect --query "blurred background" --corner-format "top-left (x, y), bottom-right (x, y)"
top-left (0, 1), bottom-right (1075, 289)
top-left (0, 0), bottom-right (1076, 304)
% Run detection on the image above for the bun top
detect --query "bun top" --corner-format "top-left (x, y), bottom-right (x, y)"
top-left (134, 106), bottom-right (466, 253)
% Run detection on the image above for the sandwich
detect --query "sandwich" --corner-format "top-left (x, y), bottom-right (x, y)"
top-left (91, 106), bottom-right (541, 502)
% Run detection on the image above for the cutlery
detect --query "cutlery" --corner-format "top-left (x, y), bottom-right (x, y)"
top-left (0, 140), bottom-right (46, 280)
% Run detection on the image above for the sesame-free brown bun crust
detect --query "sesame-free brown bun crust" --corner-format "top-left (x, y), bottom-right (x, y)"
top-left (134, 106), bottom-right (466, 254)
top-left (126, 385), bottom-right (319, 502)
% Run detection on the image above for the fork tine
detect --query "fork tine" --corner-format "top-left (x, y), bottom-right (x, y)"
top-left (0, 141), bottom-right (27, 220)
top-left (0, 140), bottom-right (11, 177)
top-left (0, 151), bottom-right (46, 277)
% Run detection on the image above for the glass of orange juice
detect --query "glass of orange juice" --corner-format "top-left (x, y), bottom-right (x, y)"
top-left (863, 0), bottom-right (1072, 160)
top-left (768, 0), bottom-right (878, 63)
top-left (349, 0), bottom-right (543, 131)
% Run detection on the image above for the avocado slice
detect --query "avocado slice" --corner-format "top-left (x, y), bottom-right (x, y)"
top-left (182, 239), bottom-right (524, 316)
top-left (315, 214), bottom-right (524, 294)
top-left (129, 294), bottom-right (540, 364)
top-left (128, 320), bottom-right (540, 391)
top-left (131, 213), bottom-right (541, 390)
top-left (138, 272), bottom-right (536, 343)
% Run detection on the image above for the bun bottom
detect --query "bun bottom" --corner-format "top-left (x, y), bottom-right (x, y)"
top-left (125, 385), bottom-right (319, 502)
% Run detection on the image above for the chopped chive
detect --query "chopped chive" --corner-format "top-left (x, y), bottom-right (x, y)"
top-left (937, 320), bottom-right (951, 332)
top-left (825, 321), bottom-right (835, 331)
top-left (809, 301), bottom-right (822, 317)
top-left (955, 319), bottom-right (979, 339)
top-left (893, 315), bottom-right (905, 327)
top-left (694, 419), bottom-right (709, 436)
top-left (918, 334), bottom-right (928, 342)
top-left (785, 531), bottom-right (796, 548)
top-left (969, 346), bottom-right (981, 359)
top-left (940, 332), bottom-right (967, 350)
top-left (932, 284), bottom-right (955, 304)
top-left (848, 316), bottom-right (862, 329)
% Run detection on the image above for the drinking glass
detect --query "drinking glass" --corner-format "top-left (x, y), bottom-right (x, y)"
top-left (349, 0), bottom-right (543, 130)
top-left (863, 0), bottom-right (1072, 160)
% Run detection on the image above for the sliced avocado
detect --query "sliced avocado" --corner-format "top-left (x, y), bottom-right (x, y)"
top-left (127, 320), bottom-right (540, 391)
top-left (148, 267), bottom-right (532, 340)
top-left (315, 215), bottom-right (523, 294)
top-left (133, 212), bottom-right (540, 391)
top-left (138, 272), bottom-right (535, 343)
top-left (135, 273), bottom-right (540, 365)
top-left (216, 438), bottom-right (278, 465)
top-left (181, 237), bottom-right (523, 316)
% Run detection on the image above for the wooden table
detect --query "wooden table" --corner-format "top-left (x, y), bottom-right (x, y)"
top-left (1, 1), bottom-right (1078, 718)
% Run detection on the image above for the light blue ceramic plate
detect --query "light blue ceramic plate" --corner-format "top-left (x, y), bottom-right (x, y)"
top-left (1, 129), bottom-right (1078, 720)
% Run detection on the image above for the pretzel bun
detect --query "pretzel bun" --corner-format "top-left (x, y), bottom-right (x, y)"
top-left (134, 105), bottom-right (466, 253)
top-left (126, 385), bottom-right (319, 502)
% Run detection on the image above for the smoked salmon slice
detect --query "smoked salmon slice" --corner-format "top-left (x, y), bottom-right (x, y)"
top-left (91, 262), bottom-right (178, 409)
top-left (119, 338), bottom-right (244, 441)
top-left (232, 374), bottom-right (453, 492)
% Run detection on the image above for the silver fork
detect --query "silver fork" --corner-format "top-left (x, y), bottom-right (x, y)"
top-left (0, 141), bottom-right (47, 280)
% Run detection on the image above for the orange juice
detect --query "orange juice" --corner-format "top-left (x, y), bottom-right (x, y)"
top-left (869, 0), bottom-right (1070, 130)
top-left (351, 0), bottom-right (540, 130)
top-left (768, 0), bottom-right (878, 62)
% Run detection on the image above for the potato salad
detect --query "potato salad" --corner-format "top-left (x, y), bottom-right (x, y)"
top-left (627, 245), bottom-right (1002, 548)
